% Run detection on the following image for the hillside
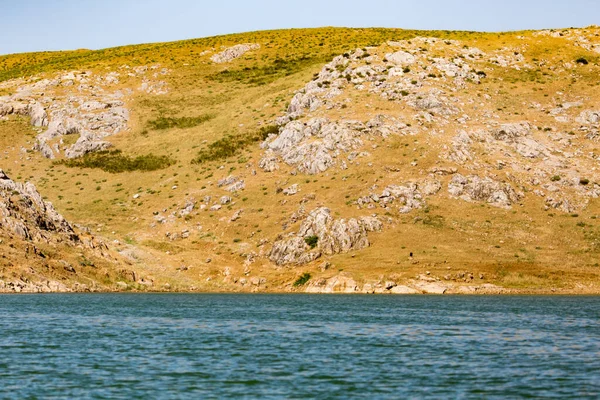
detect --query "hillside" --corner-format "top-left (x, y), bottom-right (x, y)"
top-left (1, 27), bottom-right (600, 294)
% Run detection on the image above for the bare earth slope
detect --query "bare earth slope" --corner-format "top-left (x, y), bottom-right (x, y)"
top-left (1, 27), bottom-right (600, 293)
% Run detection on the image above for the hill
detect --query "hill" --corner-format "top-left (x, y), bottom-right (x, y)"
top-left (1, 27), bottom-right (600, 294)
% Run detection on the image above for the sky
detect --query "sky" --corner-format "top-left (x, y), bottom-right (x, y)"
top-left (1, 0), bottom-right (598, 55)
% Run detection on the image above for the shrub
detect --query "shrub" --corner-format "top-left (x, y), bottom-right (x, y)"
top-left (580, 178), bottom-right (590, 185)
top-left (304, 235), bottom-right (319, 249)
top-left (57, 150), bottom-right (175, 173)
top-left (293, 273), bottom-right (312, 287)
top-left (551, 175), bottom-right (561, 182)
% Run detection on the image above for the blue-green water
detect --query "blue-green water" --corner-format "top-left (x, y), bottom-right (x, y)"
top-left (0, 295), bottom-right (598, 399)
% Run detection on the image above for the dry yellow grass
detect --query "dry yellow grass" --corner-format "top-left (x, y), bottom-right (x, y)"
top-left (1, 27), bottom-right (600, 293)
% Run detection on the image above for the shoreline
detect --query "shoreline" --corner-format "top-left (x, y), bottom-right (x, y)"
top-left (1, 288), bottom-right (600, 295)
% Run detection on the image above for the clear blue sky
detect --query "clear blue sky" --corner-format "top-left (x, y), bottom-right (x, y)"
top-left (1, 0), bottom-right (598, 55)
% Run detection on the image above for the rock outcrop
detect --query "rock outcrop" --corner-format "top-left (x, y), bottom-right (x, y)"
top-left (0, 169), bottom-right (77, 242)
top-left (0, 101), bottom-right (48, 127)
top-left (261, 116), bottom-right (406, 174)
top-left (305, 274), bottom-right (360, 293)
top-left (357, 179), bottom-right (441, 213)
top-left (448, 174), bottom-right (522, 208)
top-left (270, 207), bottom-right (382, 266)
top-left (302, 273), bottom-right (505, 294)
top-left (218, 176), bottom-right (245, 192)
top-left (210, 44), bottom-right (260, 63)
top-left (0, 65), bottom-right (169, 159)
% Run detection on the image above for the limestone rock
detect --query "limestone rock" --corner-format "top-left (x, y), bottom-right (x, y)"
top-left (357, 179), bottom-right (441, 213)
top-left (64, 137), bottom-right (112, 159)
top-left (577, 110), bottom-right (600, 124)
top-left (261, 117), bottom-right (404, 174)
top-left (28, 103), bottom-right (48, 127)
top-left (385, 51), bottom-right (417, 65)
top-left (210, 44), bottom-right (260, 63)
top-left (492, 122), bottom-right (530, 141)
top-left (218, 176), bottom-right (245, 192)
top-left (283, 184), bottom-right (299, 196)
top-left (259, 152), bottom-right (279, 172)
top-left (412, 281), bottom-right (449, 294)
top-left (448, 174), bottom-right (522, 208)
top-left (0, 170), bottom-right (77, 242)
top-left (0, 65), bottom-right (167, 159)
top-left (305, 274), bottom-right (359, 293)
top-left (220, 196), bottom-right (232, 205)
top-left (230, 209), bottom-right (243, 222)
top-left (270, 207), bottom-right (382, 266)
top-left (390, 285), bottom-right (420, 294)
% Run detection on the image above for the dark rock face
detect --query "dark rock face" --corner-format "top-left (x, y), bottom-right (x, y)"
top-left (0, 169), bottom-right (78, 243)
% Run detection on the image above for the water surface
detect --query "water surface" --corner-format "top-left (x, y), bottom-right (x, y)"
top-left (0, 294), bottom-right (598, 398)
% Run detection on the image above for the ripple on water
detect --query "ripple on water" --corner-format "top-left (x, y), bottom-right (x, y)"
top-left (0, 294), bottom-right (598, 399)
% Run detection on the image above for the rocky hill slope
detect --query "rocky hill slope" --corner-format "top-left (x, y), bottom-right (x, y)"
top-left (0, 170), bottom-right (137, 292)
top-left (1, 27), bottom-right (600, 293)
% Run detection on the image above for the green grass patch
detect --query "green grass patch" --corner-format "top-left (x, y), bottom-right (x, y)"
top-left (293, 273), bottom-right (312, 287)
top-left (57, 150), bottom-right (175, 173)
top-left (147, 114), bottom-right (214, 130)
top-left (192, 124), bottom-right (279, 164)
top-left (210, 56), bottom-right (328, 86)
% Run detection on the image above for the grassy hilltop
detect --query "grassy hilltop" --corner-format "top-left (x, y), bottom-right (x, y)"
top-left (1, 27), bottom-right (600, 293)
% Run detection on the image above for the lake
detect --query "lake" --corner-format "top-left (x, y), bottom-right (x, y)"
top-left (0, 294), bottom-right (598, 399)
